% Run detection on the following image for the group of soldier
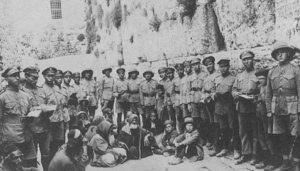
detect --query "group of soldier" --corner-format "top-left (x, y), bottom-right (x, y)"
top-left (0, 41), bottom-right (300, 171)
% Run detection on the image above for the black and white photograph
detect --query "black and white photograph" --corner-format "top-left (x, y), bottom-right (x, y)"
top-left (0, 0), bottom-right (300, 171)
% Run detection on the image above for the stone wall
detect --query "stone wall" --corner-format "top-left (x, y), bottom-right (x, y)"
top-left (85, 0), bottom-right (300, 73)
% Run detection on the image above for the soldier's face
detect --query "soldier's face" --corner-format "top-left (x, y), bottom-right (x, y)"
top-left (258, 76), bottom-right (267, 86)
top-left (167, 72), bottom-right (174, 80)
top-left (157, 89), bottom-right (164, 96)
top-left (242, 57), bottom-right (254, 69)
top-left (26, 74), bottom-right (38, 87)
top-left (55, 75), bottom-right (62, 85)
top-left (206, 62), bottom-right (215, 73)
top-left (144, 73), bottom-right (152, 80)
top-left (131, 72), bottom-right (137, 79)
top-left (165, 124), bottom-right (173, 133)
top-left (44, 73), bottom-right (55, 85)
top-left (177, 69), bottom-right (184, 77)
top-left (159, 72), bottom-right (166, 79)
top-left (73, 76), bottom-right (80, 84)
top-left (192, 63), bottom-right (200, 72)
top-left (118, 71), bottom-right (125, 79)
top-left (150, 113), bottom-right (157, 121)
top-left (219, 66), bottom-right (229, 75)
top-left (184, 65), bottom-right (191, 74)
top-left (64, 75), bottom-right (71, 85)
top-left (104, 70), bottom-right (111, 77)
top-left (85, 72), bottom-right (92, 79)
top-left (276, 49), bottom-right (290, 63)
top-left (7, 73), bottom-right (20, 87)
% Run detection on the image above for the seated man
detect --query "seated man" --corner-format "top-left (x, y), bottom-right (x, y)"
top-left (48, 129), bottom-right (89, 171)
top-left (159, 120), bottom-right (179, 157)
top-left (144, 111), bottom-right (164, 136)
top-left (0, 143), bottom-right (39, 171)
top-left (169, 117), bottom-right (204, 165)
top-left (90, 120), bottom-right (127, 167)
top-left (118, 114), bottom-right (159, 159)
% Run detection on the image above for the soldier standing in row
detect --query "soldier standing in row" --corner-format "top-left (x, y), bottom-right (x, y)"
top-left (61, 71), bottom-right (74, 100)
top-left (173, 64), bottom-right (185, 133)
top-left (214, 59), bottom-right (236, 158)
top-left (158, 67), bottom-right (167, 87)
top-left (266, 43), bottom-right (300, 171)
top-left (140, 70), bottom-right (158, 127)
top-left (0, 67), bottom-right (37, 168)
top-left (202, 56), bottom-right (220, 156)
top-left (232, 51), bottom-right (260, 165)
top-left (128, 68), bottom-right (143, 116)
top-left (190, 58), bottom-right (207, 145)
top-left (81, 69), bottom-right (98, 119)
top-left (23, 67), bottom-right (52, 171)
top-left (165, 67), bottom-right (176, 122)
top-left (72, 72), bottom-right (81, 95)
top-left (54, 70), bottom-right (63, 88)
top-left (180, 61), bottom-right (193, 119)
top-left (113, 67), bottom-right (130, 125)
top-left (98, 67), bottom-right (114, 111)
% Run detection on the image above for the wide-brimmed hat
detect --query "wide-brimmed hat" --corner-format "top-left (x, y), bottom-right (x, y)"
top-left (143, 70), bottom-right (154, 77)
top-left (116, 67), bottom-right (125, 74)
top-left (191, 58), bottom-right (201, 65)
top-left (102, 67), bottom-right (112, 74)
top-left (184, 117), bottom-right (194, 125)
top-left (81, 69), bottom-right (93, 77)
top-left (2, 67), bottom-right (21, 78)
top-left (166, 67), bottom-right (175, 73)
top-left (202, 56), bottom-right (215, 66)
top-left (128, 68), bottom-right (139, 75)
top-left (158, 67), bottom-right (167, 74)
top-left (271, 42), bottom-right (295, 60)
top-left (239, 51), bottom-right (255, 60)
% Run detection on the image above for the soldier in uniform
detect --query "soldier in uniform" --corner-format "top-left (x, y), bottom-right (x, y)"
top-left (265, 43), bottom-right (300, 171)
top-left (173, 63), bottom-right (185, 133)
top-left (164, 67), bottom-right (176, 122)
top-left (180, 60), bottom-right (193, 119)
top-left (190, 58), bottom-right (208, 145)
top-left (54, 70), bottom-right (63, 88)
top-left (158, 67), bottom-right (167, 86)
top-left (202, 56), bottom-right (220, 156)
top-left (62, 71), bottom-right (74, 100)
top-left (232, 51), bottom-right (260, 164)
top-left (113, 67), bottom-right (130, 126)
top-left (81, 69), bottom-right (98, 119)
top-left (98, 67), bottom-right (114, 111)
top-left (41, 67), bottom-right (70, 160)
top-left (72, 72), bottom-right (81, 95)
top-left (128, 68), bottom-right (143, 116)
top-left (214, 59), bottom-right (236, 158)
top-left (140, 70), bottom-right (158, 127)
top-left (0, 67), bottom-right (37, 168)
top-left (23, 67), bottom-right (52, 171)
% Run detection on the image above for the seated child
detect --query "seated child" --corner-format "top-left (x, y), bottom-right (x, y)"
top-left (169, 117), bottom-right (204, 165)
top-left (90, 120), bottom-right (127, 167)
top-left (159, 120), bottom-right (179, 157)
top-left (144, 111), bottom-right (164, 136)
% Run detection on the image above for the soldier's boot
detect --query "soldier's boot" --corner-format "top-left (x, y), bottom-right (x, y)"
top-left (264, 155), bottom-right (282, 171)
top-left (278, 159), bottom-right (293, 171)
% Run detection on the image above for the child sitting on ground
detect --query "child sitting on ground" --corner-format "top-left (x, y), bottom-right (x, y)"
top-left (169, 117), bottom-right (204, 165)
top-left (159, 120), bottom-right (179, 157)
top-left (144, 111), bottom-right (164, 136)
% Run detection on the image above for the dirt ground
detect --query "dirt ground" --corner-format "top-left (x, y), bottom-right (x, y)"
top-left (86, 147), bottom-right (262, 171)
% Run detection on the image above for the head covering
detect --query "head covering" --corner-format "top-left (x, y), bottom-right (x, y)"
top-left (72, 72), bottom-right (80, 78)
top-left (164, 120), bottom-right (174, 126)
top-left (102, 67), bottom-right (112, 74)
top-left (116, 67), bottom-right (125, 74)
top-left (158, 67), bottom-right (167, 74)
top-left (184, 117), bottom-right (194, 125)
top-left (81, 69), bottom-right (93, 78)
top-left (239, 51), bottom-right (255, 60)
top-left (255, 68), bottom-right (269, 77)
top-left (127, 114), bottom-right (139, 125)
top-left (191, 58), bottom-right (201, 65)
top-left (42, 67), bottom-right (57, 76)
top-left (2, 67), bottom-right (21, 78)
top-left (67, 129), bottom-right (83, 148)
top-left (56, 70), bottom-right (63, 77)
top-left (217, 59), bottom-right (230, 67)
top-left (271, 42), bottom-right (295, 60)
top-left (23, 66), bottom-right (39, 77)
top-left (166, 67), bottom-right (175, 73)
top-left (202, 56), bottom-right (215, 66)
top-left (143, 70), bottom-right (154, 78)
top-left (128, 68), bottom-right (139, 75)
top-left (63, 70), bottom-right (72, 77)
top-left (1, 143), bottom-right (19, 157)
top-left (183, 60), bottom-right (191, 67)
top-left (174, 63), bottom-right (184, 70)
top-left (156, 84), bottom-right (165, 91)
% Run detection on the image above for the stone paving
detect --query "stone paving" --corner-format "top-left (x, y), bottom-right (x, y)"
top-left (86, 147), bottom-right (262, 171)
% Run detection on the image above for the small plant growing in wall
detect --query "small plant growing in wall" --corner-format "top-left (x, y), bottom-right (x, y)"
top-left (111, 0), bottom-right (122, 29)
top-left (149, 8), bottom-right (161, 32)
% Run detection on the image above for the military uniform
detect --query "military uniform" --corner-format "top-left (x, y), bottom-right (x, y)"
top-left (164, 78), bottom-right (175, 122)
top-left (128, 69), bottom-right (143, 115)
top-left (232, 54), bottom-right (259, 157)
top-left (140, 70), bottom-right (158, 125)
top-left (61, 83), bottom-right (74, 100)
top-left (172, 76), bottom-right (183, 132)
top-left (113, 76), bottom-right (130, 124)
top-left (180, 72), bottom-right (193, 118)
top-left (98, 74), bottom-right (114, 111)
top-left (80, 73), bottom-right (98, 118)
top-left (0, 67), bottom-right (36, 167)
